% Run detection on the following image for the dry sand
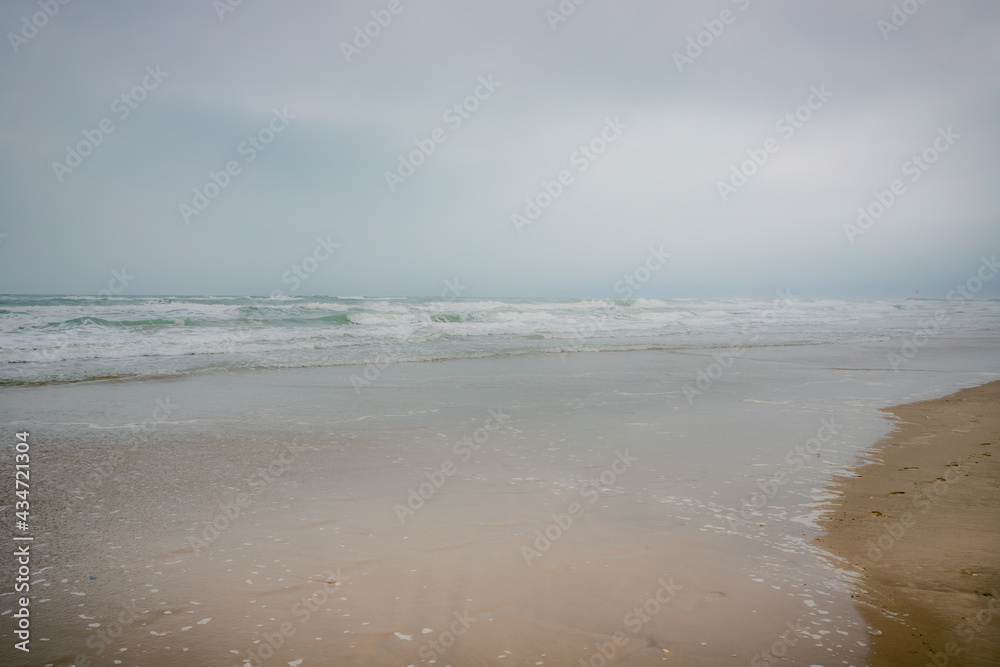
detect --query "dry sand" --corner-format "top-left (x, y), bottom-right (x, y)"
top-left (818, 380), bottom-right (1000, 666)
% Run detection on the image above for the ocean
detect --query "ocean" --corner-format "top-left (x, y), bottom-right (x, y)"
top-left (3, 294), bottom-right (999, 385)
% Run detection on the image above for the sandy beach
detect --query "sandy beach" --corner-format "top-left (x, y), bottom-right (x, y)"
top-left (818, 381), bottom-right (1000, 666)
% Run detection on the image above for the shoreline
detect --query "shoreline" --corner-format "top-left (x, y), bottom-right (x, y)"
top-left (818, 380), bottom-right (1000, 666)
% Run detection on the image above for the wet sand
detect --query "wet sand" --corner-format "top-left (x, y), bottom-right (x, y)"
top-left (3, 343), bottom-right (1000, 666)
top-left (818, 381), bottom-right (1000, 666)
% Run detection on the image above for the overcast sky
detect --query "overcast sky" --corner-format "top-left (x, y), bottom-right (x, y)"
top-left (0, 0), bottom-right (998, 298)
